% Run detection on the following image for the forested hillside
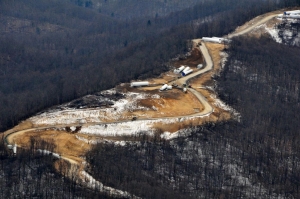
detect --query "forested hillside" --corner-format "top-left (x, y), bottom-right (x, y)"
top-left (69, 0), bottom-right (204, 19)
top-left (0, 0), bottom-right (298, 131)
top-left (85, 36), bottom-right (300, 199)
top-left (0, 140), bottom-right (113, 198)
top-left (1, 0), bottom-right (300, 198)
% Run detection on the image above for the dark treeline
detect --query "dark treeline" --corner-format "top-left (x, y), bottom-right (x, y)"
top-left (85, 37), bottom-right (300, 198)
top-left (0, 0), bottom-right (297, 131)
top-left (70, 0), bottom-right (205, 19)
top-left (0, 1), bottom-right (300, 198)
top-left (214, 36), bottom-right (300, 197)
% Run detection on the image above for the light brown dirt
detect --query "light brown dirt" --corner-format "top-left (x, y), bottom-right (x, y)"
top-left (3, 121), bottom-right (34, 138)
top-left (152, 118), bottom-right (207, 133)
top-left (11, 130), bottom-right (91, 161)
top-left (4, 9), bottom-right (296, 191)
top-left (4, 27), bottom-right (232, 170)
top-left (205, 43), bottom-right (224, 72)
top-left (131, 90), bottom-right (204, 118)
top-left (149, 42), bottom-right (232, 133)
top-left (190, 43), bottom-right (224, 87)
top-left (112, 48), bottom-right (206, 120)
top-left (147, 71), bottom-right (179, 84)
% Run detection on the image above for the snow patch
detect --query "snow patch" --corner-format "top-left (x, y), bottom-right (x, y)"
top-left (151, 94), bottom-right (160, 99)
top-left (30, 91), bottom-right (158, 126)
top-left (219, 51), bottom-right (228, 69)
top-left (265, 26), bottom-right (282, 43)
top-left (75, 135), bottom-right (98, 144)
top-left (211, 94), bottom-right (241, 121)
top-left (265, 19), bottom-right (300, 46)
top-left (160, 128), bottom-right (195, 140)
top-left (80, 171), bottom-right (137, 198)
top-left (79, 120), bottom-right (156, 136)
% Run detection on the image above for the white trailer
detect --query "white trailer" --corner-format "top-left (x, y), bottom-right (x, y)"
top-left (159, 84), bottom-right (168, 91)
top-left (182, 67), bottom-right (190, 74)
top-left (130, 81), bottom-right (149, 87)
top-left (278, 14), bottom-right (300, 19)
top-left (177, 66), bottom-right (185, 72)
top-left (174, 66), bottom-right (185, 74)
top-left (202, 37), bottom-right (223, 43)
top-left (52, 153), bottom-right (61, 159)
top-left (284, 10), bottom-right (300, 15)
top-left (182, 69), bottom-right (193, 76)
top-left (212, 37), bottom-right (223, 40)
top-left (167, 85), bottom-right (172, 90)
top-left (286, 15), bottom-right (300, 19)
top-left (178, 66), bottom-right (185, 72)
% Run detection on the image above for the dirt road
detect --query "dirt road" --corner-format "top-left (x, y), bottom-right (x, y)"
top-left (4, 40), bottom-right (215, 145)
top-left (4, 8), bottom-right (280, 157)
top-left (176, 41), bottom-right (213, 86)
top-left (2, 10), bottom-right (281, 198)
top-left (227, 14), bottom-right (278, 38)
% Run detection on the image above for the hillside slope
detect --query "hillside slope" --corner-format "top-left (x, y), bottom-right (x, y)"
top-left (1, 2), bottom-right (300, 198)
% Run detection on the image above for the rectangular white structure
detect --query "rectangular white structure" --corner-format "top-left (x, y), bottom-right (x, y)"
top-left (174, 66), bottom-right (185, 74)
top-left (182, 67), bottom-right (190, 74)
top-left (130, 81), bottom-right (149, 87)
top-left (202, 37), bottom-right (223, 43)
top-left (159, 84), bottom-right (168, 91)
top-left (182, 69), bottom-right (193, 76)
top-left (284, 10), bottom-right (300, 15)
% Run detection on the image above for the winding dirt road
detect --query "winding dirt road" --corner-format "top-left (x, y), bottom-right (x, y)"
top-left (177, 42), bottom-right (213, 86)
top-left (3, 11), bottom-right (278, 199)
top-left (4, 41), bottom-right (215, 146)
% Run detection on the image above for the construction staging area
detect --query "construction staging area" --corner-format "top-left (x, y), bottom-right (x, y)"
top-left (6, 7), bottom-right (297, 157)
top-left (3, 38), bottom-right (231, 155)
top-left (3, 40), bottom-right (234, 175)
top-left (6, 7), bottom-right (297, 196)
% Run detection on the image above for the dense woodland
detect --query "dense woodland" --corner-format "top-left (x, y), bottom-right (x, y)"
top-left (70, 0), bottom-right (205, 19)
top-left (0, 0), bottom-right (298, 131)
top-left (1, 0), bottom-right (300, 198)
top-left (85, 37), bottom-right (300, 198)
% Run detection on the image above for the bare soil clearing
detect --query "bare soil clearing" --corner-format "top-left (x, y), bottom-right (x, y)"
top-left (190, 43), bottom-right (224, 87)
top-left (3, 9), bottom-right (293, 197)
top-left (5, 40), bottom-right (230, 147)
top-left (125, 89), bottom-right (204, 119)
top-left (152, 42), bottom-right (232, 133)
top-left (10, 129), bottom-right (91, 162)
top-left (4, 39), bottom-right (228, 157)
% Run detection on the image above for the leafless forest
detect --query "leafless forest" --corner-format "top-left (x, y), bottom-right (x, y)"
top-left (1, 0), bottom-right (300, 198)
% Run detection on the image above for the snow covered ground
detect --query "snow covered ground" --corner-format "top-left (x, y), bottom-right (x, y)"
top-left (265, 18), bottom-right (300, 46)
top-left (79, 120), bottom-right (158, 137)
top-left (27, 44), bottom-right (235, 141)
top-left (29, 89), bottom-right (159, 126)
top-left (28, 86), bottom-right (226, 140)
